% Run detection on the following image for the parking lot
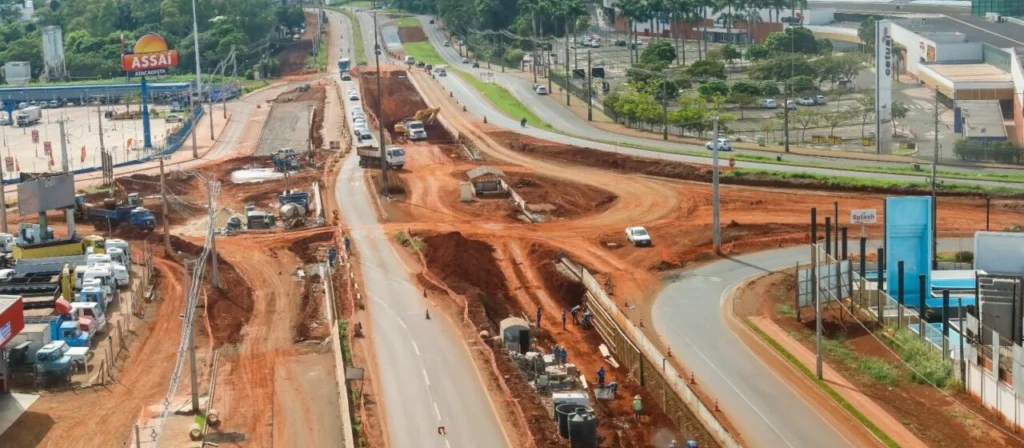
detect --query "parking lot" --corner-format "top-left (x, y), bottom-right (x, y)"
top-left (0, 104), bottom-right (177, 176)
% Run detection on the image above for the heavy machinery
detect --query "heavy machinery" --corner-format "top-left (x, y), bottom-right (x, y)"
top-left (14, 106), bottom-right (41, 126)
top-left (75, 194), bottom-right (156, 229)
top-left (272, 148), bottom-right (301, 172)
top-left (394, 108), bottom-right (439, 140)
top-left (357, 144), bottom-right (405, 170)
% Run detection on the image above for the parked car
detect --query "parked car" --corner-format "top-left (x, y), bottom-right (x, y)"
top-left (354, 127), bottom-right (372, 141)
top-left (625, 226), bottom-right (652, 247)
top-left (461, 57), bottom-right (470, 64)
top-left (348, 91), bottom-right (360, 101)
top-left (796, 97), bottom-right (816, 106)
top-left (443, 41), bottom-right (450, 47)
top-left (706, 138), bottom-right (732, 151)
top-left (49, 100), bottom-right (60, 108)
top-left (415, 61), bottom-right (425, 68)
top-left (814, 95), bottom-right (827, 105)
top-left (404, 56), bottom-right (416, 65)
top-left (786, 100), bottom-right (797, 110)
top-left (165, 114), bottom-right (182, 123)
top-left (781, 15), bottom-right (801, 24)
top-left (758, 98), bottom-right (777, 109)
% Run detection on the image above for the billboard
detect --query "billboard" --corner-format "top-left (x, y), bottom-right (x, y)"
top-left (16, 172), bottom-right (75, 215)
top-left (121, 33), bottom-right (179, 77)
top-left (876, 20), bottom-right (893, 154)
top-left (884, 196), bottom-right (933, 303)
top-left (974, 231), bottom-right (1024, 275)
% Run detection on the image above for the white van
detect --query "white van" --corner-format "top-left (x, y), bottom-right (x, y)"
top-left (404, 55), bottom-right (415, 65)
top-left (81, 278), bottom-right (112, 303)
top-left (106, 248), bottom-right (129, 267)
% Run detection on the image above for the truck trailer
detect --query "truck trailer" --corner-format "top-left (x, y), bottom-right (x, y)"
top-left (14, 106), bottom-right (41, 127)
top-left (356, 144), bottom-right (405, 170)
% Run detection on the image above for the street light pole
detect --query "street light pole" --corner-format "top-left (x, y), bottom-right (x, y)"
top-left (373, 12), bottom-right (389, 196)
top-left (190, 0), bottom-right (204, 142)
top-left (712, 115), bottom-right (721, 253)
top-left (586, 50), bottom-right (593, 122)
top-left (932, 88), bottom-right (939, 270)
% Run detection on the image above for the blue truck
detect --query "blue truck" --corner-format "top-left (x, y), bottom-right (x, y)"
top-left (75, 193), bottom-right (156, 229)
top-left (338, 57), bottom-right (351, 72)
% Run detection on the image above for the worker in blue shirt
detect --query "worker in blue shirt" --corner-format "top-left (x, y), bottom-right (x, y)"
top-left (596, 366), bottom-right (606, 388)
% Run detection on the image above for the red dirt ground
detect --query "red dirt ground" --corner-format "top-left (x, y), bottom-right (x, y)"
top-left (397, 26), bottom-right (427, 42)
top-left (277, 12), bottom-right (317, 76)
top-left (736, 270), bottom-right (1024, 448)
top-left (358, 67), bottom-right (454, 144)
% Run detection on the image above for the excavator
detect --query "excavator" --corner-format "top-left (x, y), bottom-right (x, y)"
top-left (394, 107), bottom-right (440, 139)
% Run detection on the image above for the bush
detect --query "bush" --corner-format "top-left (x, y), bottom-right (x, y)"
top-left (892, 330), bottom-right (957, 388)
top-left (759, 80), bottom-right (780, 95)
top-left (954, 251), bottom-right (974, 263)
top-left (504, 48), bottom-right (525, 66)
top-left (954, 139), bottom-right (1024, 164)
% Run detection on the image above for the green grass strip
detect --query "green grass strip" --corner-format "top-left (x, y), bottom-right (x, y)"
top-left (392, 16), bottom-right (420, 27)
top-left (401, 41), bottom-right (447, 66)
top-left (310, 39), bottom-right (328, 71)
top-left (724, 167), bottom-right (1024, 196)
top-left (743, 319), bottom-right (902, 448)
top-left (452, 70), bottom-right (553, 130)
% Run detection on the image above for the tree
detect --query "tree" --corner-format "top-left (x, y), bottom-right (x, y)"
top-left (687, 58), bottom-right (726, 81)
top-left (746, 44), bottom-right (770, 61)
top-left (857, 92), bottom-right (875, 138)
top-left (891, 100), bottom-right (909, 135)
top-left (729, 91), bottom-right (757, 118)
top-left (732, 80), bottom-right (761, 96)
top-left (748, 54), bottom-right (813, 82)
top-left (793, 109), bottom-right (819, 142)
top-left (788, 75), bottom-right (815, 94)
top-left (858, 16), bottom-right (876, 52)
top-left (759, 80), bottom-right (780, 95)
top-left (764, 27), bottom-right (821, 54)
top-left (721, 43), bottom-right (741, 65)
top-left (640, 40), bottom-right (677, 65)
top-left (698, 80), bottom-right (730, 99)
top-left (822, 110), bottom-right (855, 137)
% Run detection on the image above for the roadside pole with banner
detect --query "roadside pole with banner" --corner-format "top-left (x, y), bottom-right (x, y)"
top-left (850, 209), bottom-right (877, 237)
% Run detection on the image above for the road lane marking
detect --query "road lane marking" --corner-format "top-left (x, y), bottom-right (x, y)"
top-left (412, 340), bottom-right (420, 355)
top-left (422, 368), bottom-right (431, 386)
top-left (398, 317), bottom-right (407, 329)
top-left (434, 401), bottom-right (442, 420)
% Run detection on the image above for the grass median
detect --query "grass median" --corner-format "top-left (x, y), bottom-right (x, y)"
top-left (743, 318), bottom-right (902, 448)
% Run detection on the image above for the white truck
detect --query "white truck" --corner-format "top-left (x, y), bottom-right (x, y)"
top-left (404, 120), bottom-right (427, 140)
top-left (356, 142), bottom-right (405, 170)
top-left (14, 106), bottom-right (41, 127)
top-left (625, 226), bottom-right (652, 247)
top-left (106, 239), bottom-right (132, 264)
top-left (71, 302), bottom-right (107, 334)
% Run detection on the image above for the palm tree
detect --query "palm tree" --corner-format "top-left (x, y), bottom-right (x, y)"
top-left (667, 0), bottom-right (697, 65)
top-left (617, 0), bottom-right (647, 65)
top-left (713, 0), bottom-right (744, 44)
top-left (646, 0), bottom-right (666, 40)
top-left (744, 0), bottom-right (765, 45)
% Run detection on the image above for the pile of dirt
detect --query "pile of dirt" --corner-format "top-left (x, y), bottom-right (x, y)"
top-left (358, 68), bottom-right (453, 144)
top-left (492, 131), bottom-right (1010, 197)
top-left (398, 26), bottom-right (427, 42)
top-left (168, 235), bottom-right (254, 347)
top-left (421, 232), bottom-right (515, 330)
top-left (505, 173), bottom-right (617, 219)
top-left (276, 84), bottom-right (327, 103)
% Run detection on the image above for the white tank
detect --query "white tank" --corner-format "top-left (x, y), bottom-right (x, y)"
top-left (280, 202), bottom-right (306, 219)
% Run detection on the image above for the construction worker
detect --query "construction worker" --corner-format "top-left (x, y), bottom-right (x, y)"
top-left (536, 306), bottom-right (542, 328)
top-left (596, 366), bottom-right (606, 388)
top-left (343, 234), bottom-right (351, 253)
top-left (561, 309), bottom-right (567, 329)
top-left (605, 381), bottom-right (618, 397)
top-left (633, 395), bottom-right (643, 422)
top-left (687, 441), bottom-right (699, 448)
top-left (581, 310), bottom-right (593, 329)
top-left (570, 305), bottom-right (581, 324)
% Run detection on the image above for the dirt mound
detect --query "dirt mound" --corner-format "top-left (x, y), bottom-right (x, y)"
top-left (275, 84), bottom-right (327, 103)
top-left (358, 69), bottom-right (453, 144)
top-left (398, 26), bottom-right (427, 42)
top-left (169, 235), bottom-right (254, 347)
top-left (505, 173), bottom-right (617, 219)
top-left (296, 272), bottom-right (329, 341)
top-left (421, 232), bottom-right (514, 329)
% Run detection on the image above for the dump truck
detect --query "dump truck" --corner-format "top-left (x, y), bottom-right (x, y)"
top-left (357, 142), bottom-right (405, 170)
top-left (394, 108), bottom-right (439, 140)
top-left (14, 106), bottom-right (41, 127)
top-left (84, 205), bottom-right (156, 229)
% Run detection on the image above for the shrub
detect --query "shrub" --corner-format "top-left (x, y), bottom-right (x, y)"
top-left (954, 139), bottom-right (1024, 164)
top-left (954, 251), bottom-right (974, 263)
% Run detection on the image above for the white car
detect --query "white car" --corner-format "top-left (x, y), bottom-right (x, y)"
top-left (706, 138), bottom-right (732, 151)
top-left (348, 92), bottom-right (360, 101)
top-left (353, 118), bottom-right (366, 128)
top-left (796, 97), bottom-right (816, 106)
top-left (355, 127), bottom-right (372, 141)
top-left (625, 226), bottom-right (652, 247)
top-left (351, 105), bottom-right (363, 113)
top-left (535, 86), bottom-right (549, 95)
top-left (461, 57), bottom-right (470, 64)
top-left (758, 98), bottom-right (777, 109)
top-left (165, 114), bottom-right (182, 123)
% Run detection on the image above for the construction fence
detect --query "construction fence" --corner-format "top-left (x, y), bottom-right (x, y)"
top-left (558, 256), bottom-right (743, 448)
top-left (802, 242), bottom-right (1024, 430)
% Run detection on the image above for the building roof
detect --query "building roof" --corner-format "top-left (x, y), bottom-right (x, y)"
top-left (895, 15), bottom-right (1024, 49)
top-left (925, 63), bottom-right (1012, 83)
top-left (0, 295), bottom-right (20, 315)
top-left (466, 166), bottom-right (506, 181)
top-left (957, 100), bottom-right (1008, 140)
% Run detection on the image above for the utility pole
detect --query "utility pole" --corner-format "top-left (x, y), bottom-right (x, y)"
top-left (191, 0), bottom-right (204, 143)
top-left (564, 32), bottom-right (571, 106)
top-left (783, 81), bottom-right (791, 153)
top-left (59, 119), bottom-right (69, 173)
top-left (208, 180), bottom-right (220, 288)
top-left (159, 158), bottom-right (171, 254)
top-left (662, 80), bottom-right (669, 140)
top-left (373, 12), bottom-right (389, 196)
top-left (712, 115), bottom-right (721, 253)
top-left (586, 50), bottom-right (593, 122)
top-left (190, 88), bottom-right (198, 158)
top-left (814, 245), bottom-right (823, 379)
top-left (96, 106), bottom-right (106, 154)
top-left (931, 88), bottom-right (939, 270)
top-left (185, 258), bottom-right (200, 414)
top-left (0, 152), bottom-right (7, 234)
top-left (546, 46), bottom-right (553, 94)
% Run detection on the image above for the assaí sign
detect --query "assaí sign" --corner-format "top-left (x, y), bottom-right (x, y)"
top-left (121, 33), bottom-right (179, 77)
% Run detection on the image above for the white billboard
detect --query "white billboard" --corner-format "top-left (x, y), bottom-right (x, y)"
top-left (41, 26), bottom-right (66, 81)
top-left (876, 19), bottom-right (893, 154)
